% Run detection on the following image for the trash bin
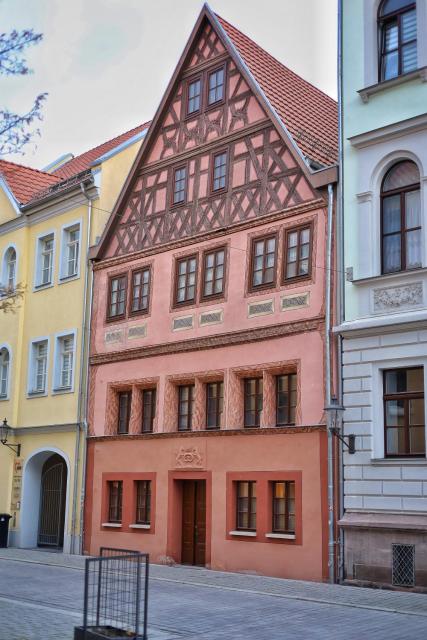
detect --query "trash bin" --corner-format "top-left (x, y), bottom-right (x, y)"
top-left (0, 514), bottom-right (12, 548)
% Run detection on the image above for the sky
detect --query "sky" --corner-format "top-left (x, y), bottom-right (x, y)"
top-left (0, 0), bottom-right (337, 170)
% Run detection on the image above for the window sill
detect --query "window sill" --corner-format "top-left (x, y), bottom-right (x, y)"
top-left (371, 458), bottom-right (426, 466)
top-left (101, 523), bottom-right (122, 528)
top-left (358, 67), bottom-right (427, 103)
top-left (52, 386), bottom-right (73, 395)
top-left (129, 524), bottom-right (150, 529)
top-left (229, 530), bottom-right (257, 537)
top-left (27, 390), bottom-right (47, 398)
top-left (0, 395), bottom-right (9, 402)
top-left (59, 274), bottom-right (79, 284)
top-left (33, 283), bottom-right (53, 292)
top-left (350, 267), bottom-right (427, 287)
top-left (265, 532), bottom-right (295, 540)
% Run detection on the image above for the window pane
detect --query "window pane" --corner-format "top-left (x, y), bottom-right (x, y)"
top-left (409, 427), bottom-right (426, 454)
top-left (409, 398), bottom-right (424, 425)
top-left (383, 234), bottom-right (401, 272)
top-left (386, 427), bottom-right (405, 455)
top-left (383, 50), bottom-right (398, 80)
top-left (401, 9), bottom-right (417, 43)
top-left (406, 229), bottom-right (422, 269)
top-left (380, 0), bottom-right (415, 16)
top-left (384, 21), bottom-right (398, 52)
top-left (402, 41), bottom-right (417, 74)
top-left (405, 190), bottom-right (421, 228)
top-left (406, 368), bottom-right (424, 392)
top-left (383, 161), bottom-right (420, 191)
top-left (385, 399), bottom-right (405, 426)
top-left (383, 195), bottom-right (401, 233)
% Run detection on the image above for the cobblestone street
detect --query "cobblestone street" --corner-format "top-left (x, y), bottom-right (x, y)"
top-left (0, 549), bottom-right (426, 639)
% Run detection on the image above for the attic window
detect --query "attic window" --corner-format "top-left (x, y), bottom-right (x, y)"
top-left (208, 66), bottom-right (225, 105)
top-left (187, 78), bottom-right (201, 115)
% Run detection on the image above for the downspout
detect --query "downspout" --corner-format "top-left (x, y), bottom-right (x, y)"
top-left (325, 182), bottom-right (335, 583)
top-left (337, 0), bottom-right (346, 582)
top-left (70, 181), bottom-right (94, 554)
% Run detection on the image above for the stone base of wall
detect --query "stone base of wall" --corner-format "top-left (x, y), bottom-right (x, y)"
top-left (340, 511), bottom-right (427, 589)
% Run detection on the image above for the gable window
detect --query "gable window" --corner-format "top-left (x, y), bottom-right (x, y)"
top-left (208, 66), bottom-right (225, 105)
top-left (276, 374), bottom-right (297, 426)
top-left (187, 77), bottom-right (201, 115)
top-left (175, 255), bottom-right (197, 305)
top-left (108, 274), bottom-right (127, 319)
top-left (142, 388), bottom-right (156, 433)
top-left (29, 339), bottom-right (48, 394)
top-left (178, 384), bottom-right (194, 431)
top-left (206, 381), bottom-right (223, 429)
top-left (3, 248), bottom-right (16, 291)
top-left (272, 481), bottom-right (295, 534)
top-left (384, 367), bottom-right (425, 457)
top-left (108, 480), bottom-right (123, 524)
top-left (284, 226), bottom-right (312, 281)
top-left (202, 247), bottom-right (225, 299)
top-left (117, 390), bottom-right (131, 434)
top-left (36, 234), bottom-right (54, 287)
top-left (131, 268), bottom-right (150, 315)
top-left (212, 152), bottom-right (227, 191)
top-left (378, 1), bottom-right (417, 81)
top-left (236, 481), bottom-right (256, 531)
top-left (60, 224), bottom-right (80, 280)
top-left (135, 480), bottom-right (151, 525)
top-left (173, 166), bottom-right (187, 205)
top-left (381, 160), bottom-right (421, 274)
top-left (54, 333), bottom-right (75, 391)
top-left (0, 348), bottom-right (10, 399)
top-left (244, 378), bottom-right (263, 428)
top-left (250, 234), bottom-right (277, 290)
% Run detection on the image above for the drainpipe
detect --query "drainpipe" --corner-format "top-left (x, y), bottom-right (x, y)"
top-left (325, 182), bottom-right (335, 583)
top-left (337, 0), bottom-right (346, 583)
top-left (70, 181), bottom-right (94, 554)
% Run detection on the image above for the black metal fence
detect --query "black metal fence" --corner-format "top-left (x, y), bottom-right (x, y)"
top-left (75, 548), bottom-right (149, 640)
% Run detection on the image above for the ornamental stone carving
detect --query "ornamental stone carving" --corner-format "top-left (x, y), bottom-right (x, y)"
top-left (175, 446), bottom-right (204, 469)
top-left (373, 282), bottom-right (423, 313)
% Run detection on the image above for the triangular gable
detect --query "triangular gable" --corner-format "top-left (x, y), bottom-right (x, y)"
top-left (95, 4), bottom-right (324, 261)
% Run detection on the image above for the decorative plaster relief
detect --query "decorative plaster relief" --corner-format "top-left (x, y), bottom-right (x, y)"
top-left (248, 299), bottom-right (274, 318)
top-left (373, 282), bottom-right (423, 313)
top-left (174, 446), bottom-right (205, 469)
top-left (172, 315), bottom-right (194, 331)
top-left (281, 292), bottom-right (310, 311)
top-left (128, 324), bottom-right (147, 340)
top-left (104, 329), bottom-right (124, 344)
top-left (199, 309), bottom-right (223, 326)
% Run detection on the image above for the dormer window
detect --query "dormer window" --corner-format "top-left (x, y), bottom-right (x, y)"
top-left (381, 160), bottom-right (421, 274)
top-left (187, 78), bottom-right (201, 115)
top-left (208, 66), bottom-right (225, 105)
top-left (378, 1), bottom-right (417, 81)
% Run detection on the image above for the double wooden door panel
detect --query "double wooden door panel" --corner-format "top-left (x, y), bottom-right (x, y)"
top-left (181, 480), bottom-right (206, 566)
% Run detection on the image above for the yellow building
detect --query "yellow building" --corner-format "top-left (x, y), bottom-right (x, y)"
top-left (0, 121), bottom-right (150, 552)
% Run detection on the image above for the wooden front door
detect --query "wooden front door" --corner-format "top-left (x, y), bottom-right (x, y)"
top-left (181, 480), bottom-right (206, 566)
top-left (38, 454), bottom-right (67, 548)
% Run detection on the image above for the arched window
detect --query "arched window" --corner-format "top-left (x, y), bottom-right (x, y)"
top-left (4, 247), bottom-right (16, 290)
top-left (381, 160), bottom-right (421, 274)
top-left (378, 0), bottom-right (417, 81)
top-left (0, 348), bottom-right (10, 398)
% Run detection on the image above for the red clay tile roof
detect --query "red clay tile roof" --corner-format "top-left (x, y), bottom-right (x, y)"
top-left (0, 159), bottom-right (60, 205)
top-left (52, 121), bottom-right (152, 180)
top-left (216, 14), bottom-right (338, 167)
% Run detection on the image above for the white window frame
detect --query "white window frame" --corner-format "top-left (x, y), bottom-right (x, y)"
top-left (1, 244), bottom-right (18, 292)
top-left (371, 356), bottom-right (427, 459)
top-left (59, 220), bottom-right (82, 282)
top-left (27, 336), bottom-right (50, 397)
top-left (0, 344), bottom-right (11, 401)
top-left (34, 231), bottom-right (56, 290)
top-left (52, 329), bottom-right (77, 394)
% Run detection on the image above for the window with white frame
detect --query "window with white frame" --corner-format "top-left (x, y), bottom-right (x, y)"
top-left (0, 347), bottom-right (10, 399)
top-left (3, 248), bottom-right (16, 291)
top-left (29, 339), bottom-right (48, 394)
top-left (54, 333), bottom-right (75, 391)
top-left (60, 224), bottom-right (80, 280)
top-left (36, 234), bottom-right (54, 287)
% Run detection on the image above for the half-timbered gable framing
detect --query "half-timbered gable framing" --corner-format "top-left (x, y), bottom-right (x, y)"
top-left (96, 6), bottom-right (334, 260)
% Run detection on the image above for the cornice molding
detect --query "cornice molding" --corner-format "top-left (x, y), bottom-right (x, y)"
top-left (88, 423), bottom-right (327, 442)
top-left (90, 316), bottom-right (325, 365)
top-left (349, 112), bottom-right (427, 149)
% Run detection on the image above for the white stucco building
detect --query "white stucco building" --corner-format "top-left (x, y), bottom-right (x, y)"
top-left (338, 0), bottom-right (427, 589)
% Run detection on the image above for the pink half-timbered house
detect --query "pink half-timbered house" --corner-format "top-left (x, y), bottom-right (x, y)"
top-left (85, 5), bottom-right (338, 580)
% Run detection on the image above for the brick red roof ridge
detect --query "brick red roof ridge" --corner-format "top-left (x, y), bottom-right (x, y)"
top-left (53, 119), bottom-right (152, 180)
top-left (216, 13), bottom-right (337, 106)
top-left (215, 13), bottom-right (338, 166)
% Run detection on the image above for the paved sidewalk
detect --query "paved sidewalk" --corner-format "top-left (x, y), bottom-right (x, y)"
top-left (1, 547), bottom-right (426, 617)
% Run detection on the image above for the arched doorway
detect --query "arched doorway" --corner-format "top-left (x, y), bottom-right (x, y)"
top-left (20, 448), bottom-right (70, 551)
top-left (38, 454), bottom-right (67, 547)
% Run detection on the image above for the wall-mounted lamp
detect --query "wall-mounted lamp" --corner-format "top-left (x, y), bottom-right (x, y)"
top-left (325, 398), bottom-right (355, 454)
top-left (0, 419), bottom-right (21, 457)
